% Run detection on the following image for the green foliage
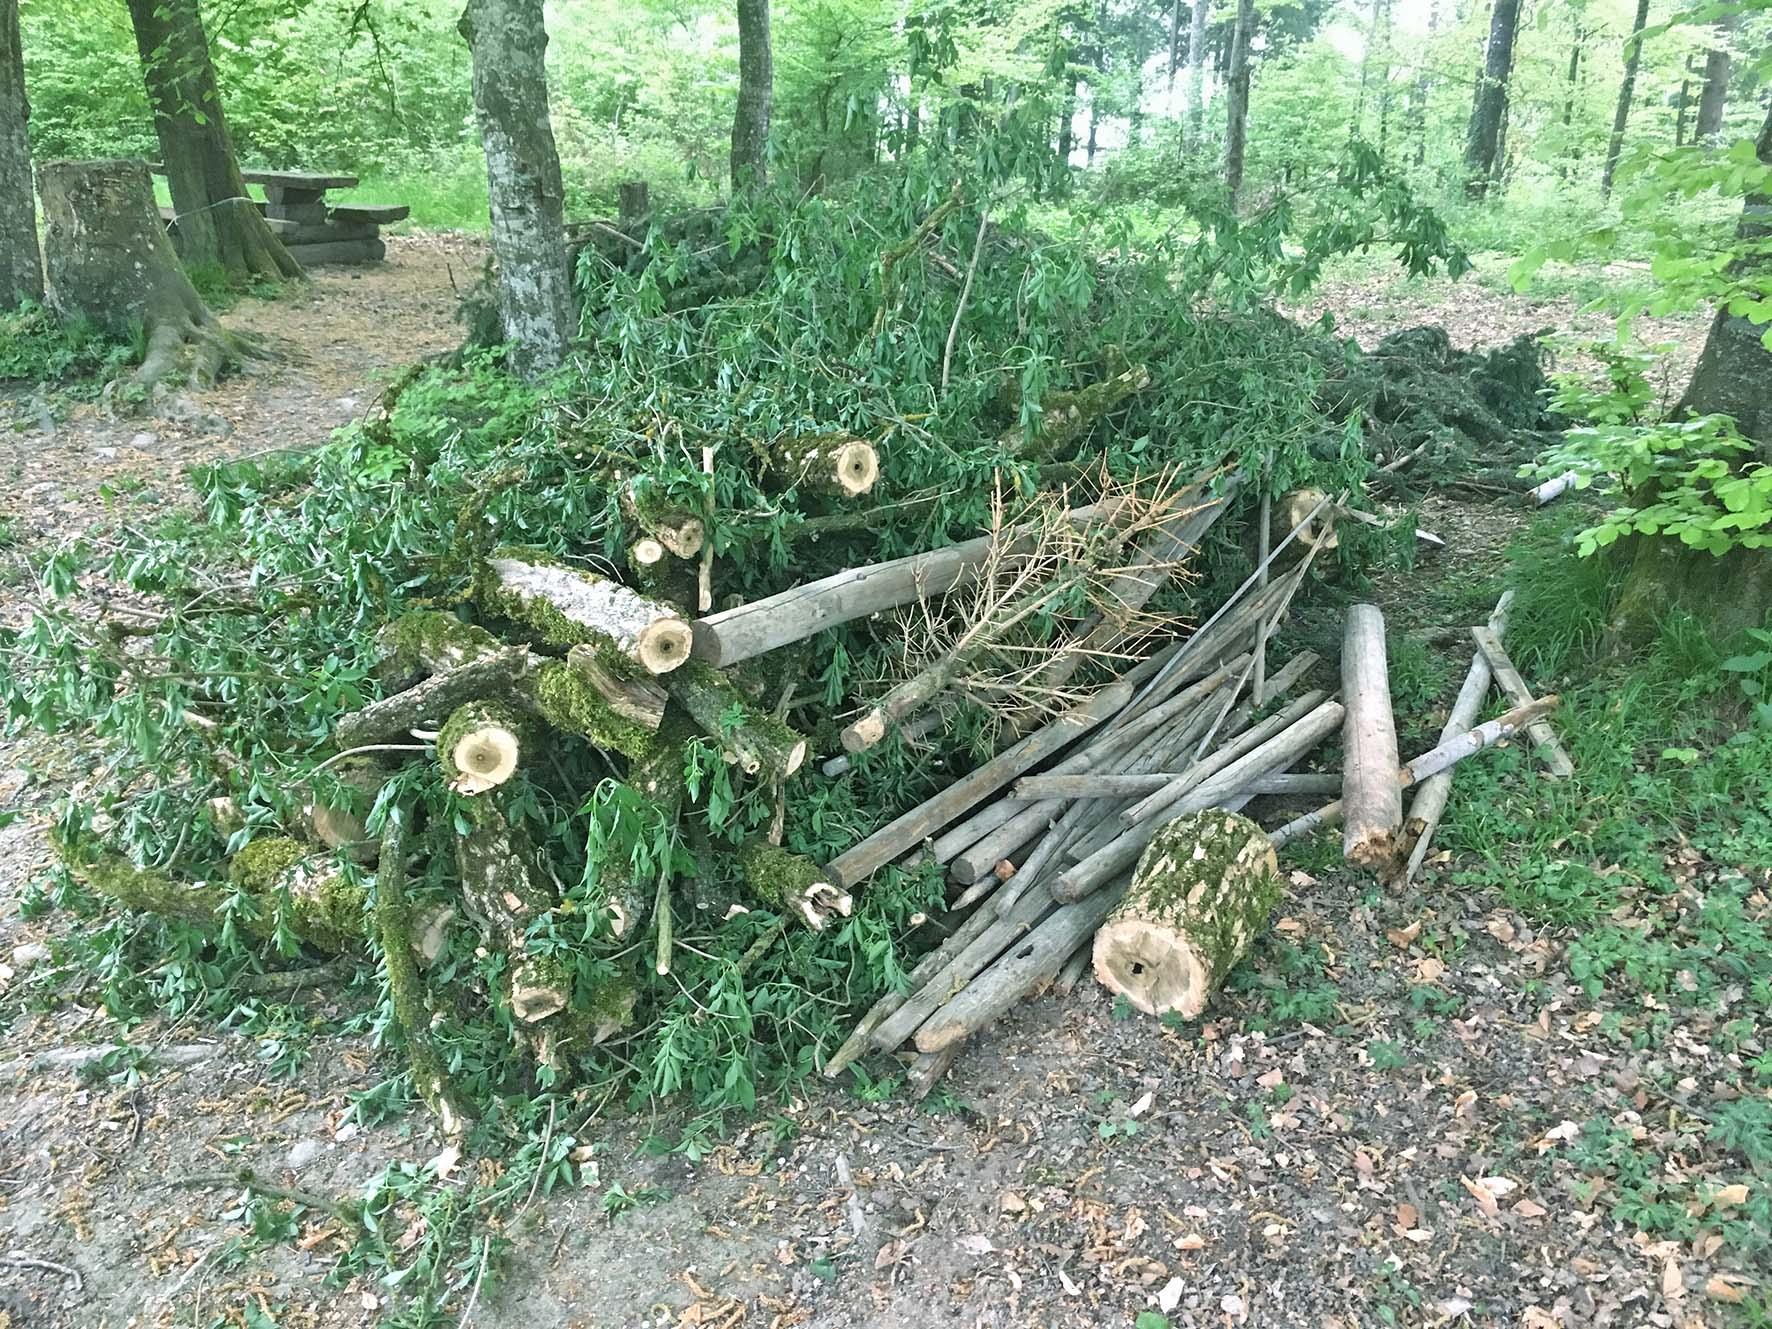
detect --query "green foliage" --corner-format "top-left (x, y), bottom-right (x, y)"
top-left (0, 303), bottom-right (140, 388)
top-left (1536, 347), bottom-right (1772, 558)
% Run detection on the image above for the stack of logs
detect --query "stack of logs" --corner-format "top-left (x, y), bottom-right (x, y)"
top-left (822, 501), bottom-right (1570, 1097)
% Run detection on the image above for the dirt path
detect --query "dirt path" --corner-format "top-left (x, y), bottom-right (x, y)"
top-left (1, 256), bottom-right (1759, 1329)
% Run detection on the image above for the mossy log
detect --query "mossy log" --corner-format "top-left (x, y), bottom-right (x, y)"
top-left (373, 809), bottom-right (473, 1135)
top-left (585, 854), bottom-right (652, 938)
top-left (480, 546), bottom-right (693, 675)
top-left (621, 479), bottom-right (706, 558)
top-left (666, 660), bottom-right (808, 778)
top-left (69, 836), bottom-right (361, 955)
top-left (757, 432), bottom-right (880, 498)
top-left (735, 839), bottom-right (850, 931)
top-left (1000, 365), bottom-right (1151, 461)
top-left (1091, 809), bottom-right (1280, 1019)
top-left (353, 610), bottom-right (660, 759)
top-left (438, 700), bottom-right (534, 796)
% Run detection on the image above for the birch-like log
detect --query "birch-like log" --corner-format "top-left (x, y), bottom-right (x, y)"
top-left (1471, 626), bottom-right (1574, 778)
top-left (824, 682), bottom-right (1131, 890)
top-left (1268, 695), bottom-right (1559, 849)
top-left (1091, 809), bottom-right (1281, 1019)
top-left (1340, 604), bottom-right (1403, 871)
top-left (1398, 591), bottom-right (1512, 884)
top-left (1526, 471), bottom-right (1578, 508)
top-left (689, 500), bottom-right (1125, 667)
top-left (482, 548), bottom-right (693, 675)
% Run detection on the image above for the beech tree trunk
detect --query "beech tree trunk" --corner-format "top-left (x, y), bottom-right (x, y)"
top-left (37, 158), bottom-right (251, 389)
top-left (1610, 101), bottom-right (1772, 648)
top-left (1223, 0), bottom-right (1254, 198)
top-left (461, 0), bottom-right (574, 376)
top-left (0, 0), bottom-right (42, 309)
top-left (731, 0), bottom-right (773, 189)
top-left (124, 0), bottom-right (300, 283)
top-left (1695, 18), bottom-right (1732, 144)
top-left (1185, 0), bottom-right (1209, 149)
top-left (1464, 0), bottom-right (1521, 197)
top-left (1601, 0), bottom-right (1652, 198)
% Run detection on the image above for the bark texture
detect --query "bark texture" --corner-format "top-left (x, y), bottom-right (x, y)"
top-left (1600, 0), bottom-right (1652, 198)
top-left (731, 0), bottom-right (773, 189)
top-left (461, 0), bottom-right (574, 376)
top-left (1695, 17), bottom-right (1733, 144)
top-left (36, 157), bottom-right (249, 389)
top-left (1223, 0), bottom-right (1255, 199)
top-left (1184, 0), bottom-right (1209, 149)
top-left (1463, 0), bottom-right (1522, 197)
top-left (1608, 103), bottom-right (1772, 647)
top-left (0, 0), bottom-right (42, 309)
top-left (124, 0), bottom-right (300, 283)
top-left (1092, 809), bottom-right (1280, 1019)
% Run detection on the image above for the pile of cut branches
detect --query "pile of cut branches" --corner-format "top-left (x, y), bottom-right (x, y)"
top-left (4, 168), bottom-right (1486, 1126)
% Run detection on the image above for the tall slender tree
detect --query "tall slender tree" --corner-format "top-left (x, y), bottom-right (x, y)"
top-left (732, 0), bottom-right (773, 188)
top-left (1, 0), bottom-right (42, 309)
top-left (1223, 0), bottom-right (1254, 198)
top-left (1463, 0), bottom-right (1523, 197)
top-left (1601, 0), bottom-right (1651, 197)
top-left (1185, 0), bottom-right (1209, 148)
top-left (1558, 20), bottom-right (1585, 177)
top-left (1695, 16), bottom-right (1734, 142)
top-left (125, 0), bottom-right (300, 283)
top-left (460, 0), bottom-right (574, 376)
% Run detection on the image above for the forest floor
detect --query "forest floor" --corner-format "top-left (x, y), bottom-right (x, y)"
top-left (2, 241), bottom-right (1762, 1329)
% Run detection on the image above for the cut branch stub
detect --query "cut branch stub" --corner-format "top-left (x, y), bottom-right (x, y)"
top-left (760, 433), bottom-right (881, 498)
top-left (481, 547), bottom-right (693, 675)
top-left (1092, 809), bottom-right (1281, 1020)
top-left (666, 660), bottom-right (808, 778)
top-left (736, 839), bottom-right (849, 930)
top-left (564, 644), bottom-right (666, 732)
top-left (622, 480), bottom-right (706, 558)
top-left (438, 700), bottom-right (530, 796)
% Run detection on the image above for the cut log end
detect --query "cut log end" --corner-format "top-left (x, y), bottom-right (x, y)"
top-left (630, 538), bottom-right (667, 567)
top-left (636, 619), bottom-right (695, 674)
top-left (1092, 918), bottom-right (1211, 1018)
top-left (832, 441), bottom-right (880, 496)
top-left (841, 710), bottom-right (888, 753)
top-left (448, 723), bottom-right (521, 796)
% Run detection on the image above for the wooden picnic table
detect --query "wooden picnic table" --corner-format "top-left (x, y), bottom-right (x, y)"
top-left (151, 164), bottom-right (408, 265)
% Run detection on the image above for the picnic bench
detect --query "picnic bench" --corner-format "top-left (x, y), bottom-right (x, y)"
top-left (152, 166), bottom-right (409, 266)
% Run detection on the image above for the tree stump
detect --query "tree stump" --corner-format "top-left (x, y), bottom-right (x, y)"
top-left (36, 158), bottom-right (254, 391)
top-left (1091, 809), bottom-right (1281, 1019)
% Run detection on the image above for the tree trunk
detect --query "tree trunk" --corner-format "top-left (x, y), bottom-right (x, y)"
top-left (0, 0), bottom-right (42, 309)
top-left (1091, 809), bottom-right (1280, 1019)
top-left (1558, 28), bottom-right (1583, 178)
top-left (1695, 17), bottom-right (1733, 143)
top-left (1411, 0), bottom-right (1439, 166)
top-left (1601, 0), bottom-right (1652, 198)
top-left (123, 0), bottom-right (300, 284)
top-left (1223, 0), bottom-right (1254, 199)
top-left (1610, 101), bottom-right (1772, 649)
top-left (731, 0), bottom-right (773, 189)
top-left (36, 158), bottom-right (252, 390)
top-left (460, 0), bottom-right (574, 377)
top-left (1463, 0), bottom-right (1521, 197)
top-left (1185, 0), bottom-right (1209, 149)
top-left (1168, 0), bottom-right (1184, 100)
top-left (1675, 54), bottom-right (1696, 146)
top-left (1058, 70), bottom-right (1080, 167)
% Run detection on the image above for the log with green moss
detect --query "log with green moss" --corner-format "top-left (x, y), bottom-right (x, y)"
top-left (68, 834), bottom-right (364, 955)
top-left (479, 546), bottom-right (694, 675)
top-left (1001, 364), bottom-right (1151, 461)
top-left (735, 839), bottom-right (850, 931)
top-left (373, 809), bottom-right (473, 1135)
top-left (1091, 809), bottom-right (1281, 1020)
top-left (756, 432), bottom-right (880, 498)
top-left (665, 659), bottom-right (809, 778)
top-left (621, 478), bottom-right (706, 558)
top-left (437, 699), bottom-right (534, 796)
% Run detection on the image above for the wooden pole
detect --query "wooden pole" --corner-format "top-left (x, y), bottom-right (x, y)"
top-left (1340, 604), bottom-right (1403, 871)
top-left (1471, 626), bottom-right (1574, 778)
